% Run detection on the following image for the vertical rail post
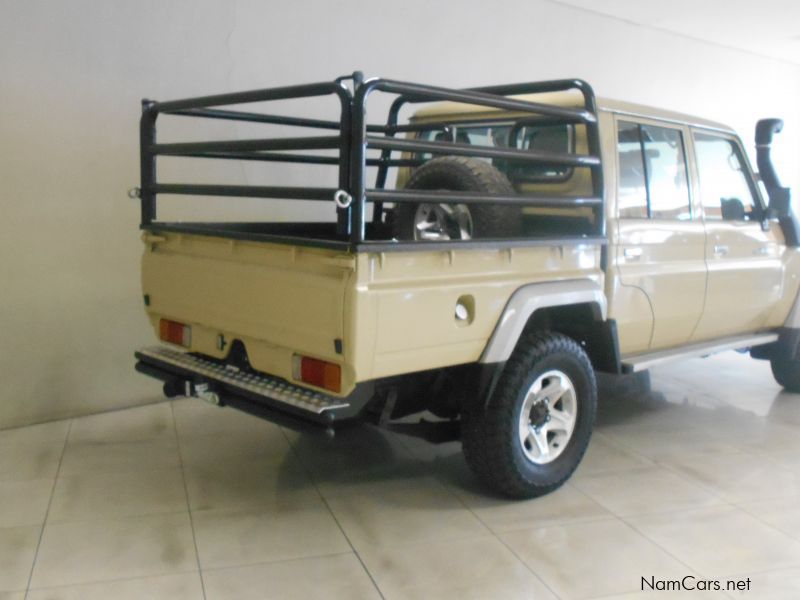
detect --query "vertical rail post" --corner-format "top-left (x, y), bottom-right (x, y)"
top-left (336, 82), bottom-right (355, 237)
top-left (350, 79), bottom-right (377, 244)
top-left (140, 100), bottom-right (158, 226)
top-left (372, 96), bottom-right (406, 224)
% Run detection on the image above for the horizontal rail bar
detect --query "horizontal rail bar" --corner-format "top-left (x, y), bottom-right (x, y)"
top-left (470, 79), bottom-right (591, 99)
top-left (151, 136), bottom-right (342, 156)
top-left (388, 114), bottom-right (579, 134)
top-left (160, 151), bottom-right (420, 168)
top-left (154, 81), bottom-right (350, 112)
top-left (153, 183), bottom-right (337, 201)
top-left (168, 108), bottom-right (343, 130)
top-left (366, 189), bottom-right (602, 206)
top-left (372, 79), bottom-right (596, 124)
top-left (169, 151), bottom-right (341, 165)
top-left (366, 136), bottom-right (600, 167)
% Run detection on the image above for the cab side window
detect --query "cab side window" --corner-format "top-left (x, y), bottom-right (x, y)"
top-left (616, 121), bottom-right (691, 220)
top-left (693, 132), bottom-right (759, 221)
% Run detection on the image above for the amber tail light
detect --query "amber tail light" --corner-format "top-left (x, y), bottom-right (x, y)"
top-left (159, 319), bottom-right (191, 348)
top-left (293, 355), bottom-right (341, 393)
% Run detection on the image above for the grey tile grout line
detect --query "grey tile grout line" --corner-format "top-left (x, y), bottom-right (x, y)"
top-left (277, 427), bottom-right (387, 600)
top-left (389, 431), bottom-right (565, 599)
top-left (615, 514), bottom-right (716, 581)
top-left (199, 550), bottom-right (356, 575)
top-left (23, 418), bottom-right (73, 599)
top-left (22, 568), bottom-right (201, 596)
top-left (170, 401), bottom-right (208, 600)
top-left (731, 498), bottom-right (800, 545)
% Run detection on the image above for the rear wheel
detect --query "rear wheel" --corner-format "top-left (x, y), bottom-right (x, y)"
top-left (462, 331), bottom-right (597, 498)
top-left (392, 156), bottom-right (520, 241)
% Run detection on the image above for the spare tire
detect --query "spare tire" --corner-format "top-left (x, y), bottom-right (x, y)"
top-left (392, 156), bottom-right (521, 241)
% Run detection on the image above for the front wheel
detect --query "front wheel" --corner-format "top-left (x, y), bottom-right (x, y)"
top-left (771, 354), bottom-right (800, 393)
top-left (462, 331), bottom-right (597, 498)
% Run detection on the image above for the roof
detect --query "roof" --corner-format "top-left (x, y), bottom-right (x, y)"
top-left (409, 91), bottom-right (735, 134)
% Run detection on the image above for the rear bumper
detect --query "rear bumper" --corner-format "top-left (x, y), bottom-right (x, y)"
top-left (135, 346), bottom-right (373, 431)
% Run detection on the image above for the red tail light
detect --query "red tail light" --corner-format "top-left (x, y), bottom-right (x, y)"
top-left (159, 319), bottom-right (191, 348)
top-left (293, 355), bottom-right (341, 393)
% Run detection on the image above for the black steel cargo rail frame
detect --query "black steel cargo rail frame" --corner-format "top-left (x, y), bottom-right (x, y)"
top-left (139, 72), bottom-right (605, 251)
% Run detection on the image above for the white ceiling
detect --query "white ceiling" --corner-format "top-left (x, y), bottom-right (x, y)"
top-left (553, 0), bottom-right (800, 65)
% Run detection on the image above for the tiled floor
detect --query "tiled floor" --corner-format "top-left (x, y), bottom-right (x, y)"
top-left (2, 351), bottom-right (800, 599)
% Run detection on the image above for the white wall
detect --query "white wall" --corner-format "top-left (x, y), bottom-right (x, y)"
top-left (1, 0), bottom-right (798, 428)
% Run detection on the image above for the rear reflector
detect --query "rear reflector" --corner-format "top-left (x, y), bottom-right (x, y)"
top-left (159, 319), bottom-right (191, 348)
top-left (293, 355), bottom-right (341, 393)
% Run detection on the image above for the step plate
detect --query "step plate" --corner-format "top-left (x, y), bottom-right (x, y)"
top-left (136, 345), bottom-right (349, 414)
top-left (621, 332), bottom-right (779, 373)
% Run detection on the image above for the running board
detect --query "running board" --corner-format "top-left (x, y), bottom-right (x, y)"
top-left (621, 332), bottom-right (779, 373)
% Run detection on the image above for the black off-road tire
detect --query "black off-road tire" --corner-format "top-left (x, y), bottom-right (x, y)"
top-left (771, 355), bottom-right (800, 393)
top-left (392, 156), bottom-right (520, 240)
top-left (462, 331), bottom-right (597, 498)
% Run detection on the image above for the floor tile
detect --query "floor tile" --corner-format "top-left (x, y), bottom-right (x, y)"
top-left (572, 466), bottom-right (724, 517)
top-left (704, 417), bottom-right (800, 454)
top-left (289, 427), bottom-right (429, 499)
top-left (500, 519), bottom-right (689, 600)
top-left (325, 478), bottom-right (487, 551)
top-left (360, 535), bottom-right (556, 600)
top-left (763, 449), bottom-right (800, 471)
top-left (661, 451), bottom-right (800, 503)
top-left (48, 468), bottom-right (187, 523)
top-left (203, 554), bottom-right (380, 600)
top-left (0, 593), bottom-right (25, 600)
top-left (172, 398), bottom-right (278, 438)
top-left (31, 513), bottom-right (197, 588)
top-left (183, 457), bottom-right (316, 513)
top-left (0, 479), bottom-right (53, 527)
top-left (0, 439), bottom-right (64, 482)
top-left (0, 525), bottom-right (40, 592)
top-left (67, 403), bottom-right (174, 444)
top-left (627, 505), bottom-right (800, 577)
top-left (451, 482), bottom-right (613, 533)
top-left (177, 431), bottom-right (291, 469)
top-left (192, 501), bottom-right (350, 569)
top-left (58, 438), bottom-right (180, 476)
top-left (27, 572), bottom-right (204, 600)
top-left (572, 433), bottom-right (654, 479)
top-left (600, 422), bottom-right (736, 461)
top-left (763, 392), bottom-right (800, 426)
top-left (737, 496), bottom-right (800, 541)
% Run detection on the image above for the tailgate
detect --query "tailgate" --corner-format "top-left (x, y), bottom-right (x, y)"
top-left (141, 231), bottom-right (356, 394)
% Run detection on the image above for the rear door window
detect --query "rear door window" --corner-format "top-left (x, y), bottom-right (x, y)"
top-left (617, 120), bottom-right (691, 220)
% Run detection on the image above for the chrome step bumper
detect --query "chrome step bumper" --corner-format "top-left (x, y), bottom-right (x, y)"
top-left (134, 346), bottom-right (363, 427)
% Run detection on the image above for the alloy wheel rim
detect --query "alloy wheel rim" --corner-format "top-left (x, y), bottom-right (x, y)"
top-left (518, 369), bottom-right (578, 465)
top-left (413, 203), bottom-right (473, 241)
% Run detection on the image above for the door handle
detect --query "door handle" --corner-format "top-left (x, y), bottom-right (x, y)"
top-left (753, 246), bottom-right (770, 256)
top-left (623, 247), bottom-right (643, 261)
top-left (713, 245), bottom-right (729, 256)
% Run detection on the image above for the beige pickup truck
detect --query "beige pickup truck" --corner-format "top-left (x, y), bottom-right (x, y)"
top-left (133, 73), bottom-right (800, 497)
